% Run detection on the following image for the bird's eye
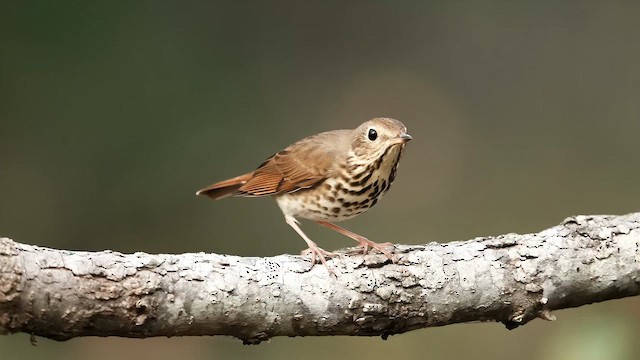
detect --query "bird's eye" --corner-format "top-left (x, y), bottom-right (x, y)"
top-left (367, 128), bottom-right (378, 141)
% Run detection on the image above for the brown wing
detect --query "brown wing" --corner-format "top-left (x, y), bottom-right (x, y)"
top-left (196, 130), bottom-right (350, 199)
top-left (236, 130), bottom-right (349, 197)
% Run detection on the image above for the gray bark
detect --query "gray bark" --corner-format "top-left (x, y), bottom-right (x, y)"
top-left (1, 213), bottom-right (639, 344)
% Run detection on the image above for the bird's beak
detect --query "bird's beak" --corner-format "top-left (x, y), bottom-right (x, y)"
top-left (392, 133), bottom-right (412, 144)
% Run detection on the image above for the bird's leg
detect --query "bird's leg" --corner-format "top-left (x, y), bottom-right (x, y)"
top-left (285, 216), bottom-right (336, 275)
top-left (315, 221), bottom-right (396, 262)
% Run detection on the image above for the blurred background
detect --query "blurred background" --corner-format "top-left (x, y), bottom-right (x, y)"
top-left (1, 1), bottom-right (639, 359)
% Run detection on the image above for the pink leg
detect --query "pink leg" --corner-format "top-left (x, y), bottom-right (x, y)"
top-left (285, 216), bottom-right (336, 275)
top-left (315, 221), bottom-right (396, 262)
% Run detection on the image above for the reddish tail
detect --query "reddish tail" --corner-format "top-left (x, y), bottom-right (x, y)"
top-left (196, 172), bottom-right (254, 200)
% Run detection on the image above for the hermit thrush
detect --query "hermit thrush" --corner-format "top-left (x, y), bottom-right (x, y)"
top-left (197, 117), bottom-right (411, 272)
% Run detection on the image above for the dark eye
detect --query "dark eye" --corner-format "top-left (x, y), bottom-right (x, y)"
top-left (367, 128), bottom-right (378, 141)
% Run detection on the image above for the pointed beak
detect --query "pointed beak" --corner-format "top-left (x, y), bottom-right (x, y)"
top-left (392, 133), bottom-right (412, 144)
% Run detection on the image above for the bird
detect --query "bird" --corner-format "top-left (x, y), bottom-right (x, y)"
top-left (196, 117), bottom-right (411, 273)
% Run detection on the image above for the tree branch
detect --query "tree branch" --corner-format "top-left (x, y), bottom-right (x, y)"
top-left (1, 213), bottom-right (639, 344)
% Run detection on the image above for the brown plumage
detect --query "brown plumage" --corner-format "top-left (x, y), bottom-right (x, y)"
top-left (197, 130), bottom-right (349, 199)
top-left (197, 117), bottom-right (411, 274)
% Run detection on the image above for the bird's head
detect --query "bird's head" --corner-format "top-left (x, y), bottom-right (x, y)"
top-left (349, 117), bottom-right (411, 164)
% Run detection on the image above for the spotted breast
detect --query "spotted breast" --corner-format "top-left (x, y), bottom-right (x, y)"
top-left (274, 142), bottom-right (404, 222)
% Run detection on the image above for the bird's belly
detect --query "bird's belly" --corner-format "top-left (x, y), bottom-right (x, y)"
top-left (275, 177), bottom-right (386, 222)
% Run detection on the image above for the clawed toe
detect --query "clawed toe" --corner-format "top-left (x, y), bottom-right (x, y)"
top-left (300, 247), bottom-right (337, 260)
top-left (300, 245), bottom-right (337, 276)
top-left (357, 239), bottom-right (396, 262)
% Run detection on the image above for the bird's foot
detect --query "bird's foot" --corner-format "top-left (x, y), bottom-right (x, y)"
top-left (356, 238), bottom-right (396, 263)
top-left (301, 244), bottom-right (337, 276)
top-left (314, 221), bottom-right (397, 263)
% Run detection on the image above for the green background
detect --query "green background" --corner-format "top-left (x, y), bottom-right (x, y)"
top-left (1, 1), bottom-right (639, 359)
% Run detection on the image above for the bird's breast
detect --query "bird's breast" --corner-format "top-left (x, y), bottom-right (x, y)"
top-left (275, 144), bottom-right (404, 222)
